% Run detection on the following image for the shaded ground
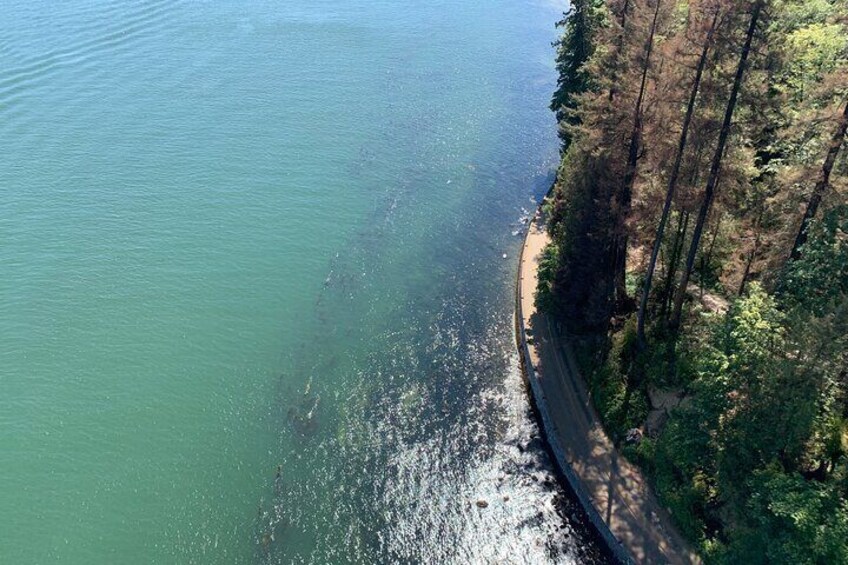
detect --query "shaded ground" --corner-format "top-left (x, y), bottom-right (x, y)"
top-left (518, 213), bottom-right (700, 564)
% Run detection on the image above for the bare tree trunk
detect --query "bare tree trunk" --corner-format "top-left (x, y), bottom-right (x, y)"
top-left (670, 1), bottom-right (762, 332)
top-left (614, 0), bottom-right (663, 312)
top-left (700, 211), bottom-right (723, 290)
top-left (788, 98), bottom-right (848, 261)
top-left (739, 232), bottom-right (760, 295)
top-left (609, 0), bottom-right (632, 101)
top-left (739, 207), bottom-right (764, 295)
top-left (661, 210), bottom-right (690, 320)
top-left (636, 9), bottom-right (718, 345)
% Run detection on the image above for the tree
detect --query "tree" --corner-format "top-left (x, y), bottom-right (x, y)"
top-left (669, 0), bottom-right (764, 332)
top-left (739, 468), bottom-right (848, 563)
top-left (550, 0), bottom-right (602, 151)
top-left (613, 0), bottom-right (664, 311)
top-left (547, 145), bottom-right (620, 330)
top-left (788, 98), bottom-right (848, 261)
top-left (541, 0), bottom-right (848, 559)
top-left (636, 4), bottom-right (720, 345)
top-left (781, 205), bottom-right (848, 316)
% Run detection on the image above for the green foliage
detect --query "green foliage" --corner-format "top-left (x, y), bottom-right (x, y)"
top-left (658, 437), bottom-right (713, 543)
top-left (541, 0), bottom-right (848, 560)
top-left (574, 281), bottom-right (847, 560)
top-left (631, 434), bottom-right (656, 470)
top-left (785, 23), bottom-right (847, 78)
top-left (640, 283), bottom-right (846, 561)
top-left (770, 0), bottom-right (848, 101)
top-left (715, 283), bottom-right (785, 375)
top-left (640, 335), bottom-right (689, 389)
top-left (781, 205), bottom-right (848, 315)
top-left (547, 144), bottom-right (620, 331)
top-left (732, 468), bottom-right (848, 564)
top-left (550, 0), bottom-right (605, 150)
top-left (588, 317), bottom-right (648, 437)
top-left (535, 242), bottom-right (560, 312)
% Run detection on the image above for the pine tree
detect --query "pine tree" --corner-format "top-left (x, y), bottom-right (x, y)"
top-left (613, 0), bottom-right (663, 312)
top-left (789, 98), bottom-right (848, 261)
top-left (550, 0), bottom-right (602, 151)
top-left (670, 0), bottom-right (764, 331)
top-left (635, 3), bottom-right (720, 344)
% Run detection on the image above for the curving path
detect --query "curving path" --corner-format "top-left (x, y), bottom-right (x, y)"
top-left (516, 211), bottom-right (700, 565)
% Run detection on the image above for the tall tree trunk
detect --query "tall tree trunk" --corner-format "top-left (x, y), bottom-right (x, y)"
top-left (703, 211), bottom-right (722, 269)
top-left (661, 210), bottom-right (690, 321)
top-left (609, 0), bottom-right (632, 101)
top-left (739, 206), bottom-right (764, 295)
top-left (700, 211), bottom-right (723, 292)
top-left (636, 9), bottom-right (718, 345)
top-left (614, 0), bottom-right (663, 312)
top-left (739, 232), bottom-right (760, 295)
top-left (788, 98), bottom-right (848, 261)
top-left (670, 1), bottom-right (762, 332)
top-left (664, 164), bottom-right (701, 319)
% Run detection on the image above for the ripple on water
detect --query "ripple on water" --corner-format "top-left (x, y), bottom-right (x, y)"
top-left (255, 290), bottom-right (609, 564)
top-left (0, 0), bottom-right (178, 119)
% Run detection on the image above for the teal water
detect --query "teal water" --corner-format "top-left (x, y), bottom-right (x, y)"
top-left (1, 1), bottom-right (606, 563)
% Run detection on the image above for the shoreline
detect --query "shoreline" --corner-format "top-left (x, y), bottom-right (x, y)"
top-left (514, 206), bottom-right (698, 564)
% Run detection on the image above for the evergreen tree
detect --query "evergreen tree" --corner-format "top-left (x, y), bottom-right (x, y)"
top-left (539, 0), bottom-right (848, 559)
top-left (670, 0), bottom-right (764, 331)
top-left (550, 0), bottom-right (602, 151)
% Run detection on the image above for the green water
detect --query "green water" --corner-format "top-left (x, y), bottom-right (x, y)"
top-left (1, 1), bottom-right (606, 563)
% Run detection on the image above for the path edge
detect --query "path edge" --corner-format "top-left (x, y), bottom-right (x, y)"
top-left (513, 207), bottom-right (634, 565)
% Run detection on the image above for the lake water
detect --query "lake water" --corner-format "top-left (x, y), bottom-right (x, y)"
top-left (0, 1), bottom-right (607, 562)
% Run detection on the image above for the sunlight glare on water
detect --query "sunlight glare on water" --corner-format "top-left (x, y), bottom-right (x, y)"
top-left (0, 0), bottom-right (608, 562)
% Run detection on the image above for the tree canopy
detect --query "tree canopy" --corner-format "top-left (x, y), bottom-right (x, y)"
top-left (543, 0), bottom-right (847, 560)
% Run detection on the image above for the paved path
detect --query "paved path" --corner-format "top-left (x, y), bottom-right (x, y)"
top-left (516, 213), bottom-right (699, 564)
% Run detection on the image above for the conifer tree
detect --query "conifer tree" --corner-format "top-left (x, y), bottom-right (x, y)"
top-left (613, 0), bottom-right (663, 312)
top-left (636, 3), bottom-right (720, 344)
top-left (670, 0), bottom-right (764, 331)
top-left (789, 98), bottom-right (848, 261)
top-left (550, 0), bottom-right (601, 151)
top-left (541, 0), bottom-right (848, 556)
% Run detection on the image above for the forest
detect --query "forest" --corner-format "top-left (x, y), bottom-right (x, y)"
top-left (540, 0), bottom-right (848, 561)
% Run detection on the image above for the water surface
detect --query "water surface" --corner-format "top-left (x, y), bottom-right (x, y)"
top-left (0, 1), bottom-right (607, 562)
